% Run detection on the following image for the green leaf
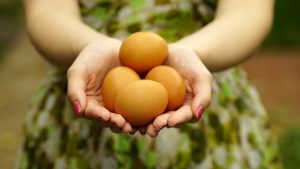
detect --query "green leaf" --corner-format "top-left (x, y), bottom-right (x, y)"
top-left (91, 8), bottom-right (110, 21)
top-left (117, 135), bottom-right (131, 153)
top-left (137, 138), bottom-right (145, 153)
top-left (221, 82), bottom-right (234, 101)
top-left (19, 153), bottom-right (29, 169)
top-left (145, 151), bottom-right (157, 169)
top-left (129, 0), bottom-right (146, 12)
top-left (70, 156), bottom-right (89, 169)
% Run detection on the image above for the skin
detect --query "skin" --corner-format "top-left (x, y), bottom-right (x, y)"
top-left (23, 0), bottom-right (274, 136)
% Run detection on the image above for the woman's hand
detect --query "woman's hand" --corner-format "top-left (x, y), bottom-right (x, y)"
top-left (146, 43), bottom-right (212, 137)
top-left (67, 38), bottom-right (136, 134)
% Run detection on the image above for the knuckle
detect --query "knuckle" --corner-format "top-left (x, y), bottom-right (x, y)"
top-left (155, 115), bottom-right (164, 123)
top-left (123, 125), bottom-right (130, 133)
top-left (101, 112), bottom-right (111, 122)
top-left (116, 120), bottom-right (126, 128)
top-left (155, 116), bottom-right (167, 127)
top-left (153, 123), bottom-right (161, 130)
top-left (111, 114), bottom-right (123, 126)
top-left (120, 118), bottom-right (126, 125)
top-left (167, 117), bottom-right (177, 127)
top-left (116, 114), bottom-right (125, 122)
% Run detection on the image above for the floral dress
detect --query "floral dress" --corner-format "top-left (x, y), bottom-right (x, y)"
top-left (17, 0), bottom-right (281, 169)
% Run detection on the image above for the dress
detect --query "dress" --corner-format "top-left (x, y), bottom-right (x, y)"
top-left (17, 0), bottom-right (281, 169)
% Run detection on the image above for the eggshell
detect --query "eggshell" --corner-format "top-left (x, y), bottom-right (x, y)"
top-left (101, 66), bottom-right (140, 112)
top-left (119, 32), bottom-right (168, 74)
top-left (115, 80), bottom-right (168, 126)
top-left (146, 65), bottom-right (186, 111)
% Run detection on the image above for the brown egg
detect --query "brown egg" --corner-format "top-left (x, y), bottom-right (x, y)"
top-left (101, 66), bottom-right (140, 112)
top-left (119, 32), bottom-right (168, 74)
top-left (115, 80), bottom-right (168, 126)
top-left (146, 66), bottom-right (186, 111)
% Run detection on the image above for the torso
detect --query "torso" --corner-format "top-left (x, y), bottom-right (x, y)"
top-left (80, 0), bottom-right (216, 41)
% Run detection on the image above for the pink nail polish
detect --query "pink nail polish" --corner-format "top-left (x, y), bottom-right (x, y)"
top-left (195, 106), bottom-right (204, 120)
top-left (73, 101), bottom-right (81, 115)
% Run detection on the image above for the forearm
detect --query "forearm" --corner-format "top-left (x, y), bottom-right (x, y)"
top-left (24, 0), bottom-right (113, 68)
top-left (176, 0), bottom-right (274, 72)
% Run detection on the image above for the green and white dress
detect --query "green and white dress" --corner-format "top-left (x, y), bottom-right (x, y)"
top-left (17, 0), bottom-right (281, 169)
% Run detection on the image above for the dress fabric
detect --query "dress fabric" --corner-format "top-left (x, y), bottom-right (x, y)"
top-left (17, 0), bottom-right (280, 169)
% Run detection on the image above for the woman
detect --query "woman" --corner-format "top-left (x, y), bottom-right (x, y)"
top-left (18, 0), bottom-right (280, 168)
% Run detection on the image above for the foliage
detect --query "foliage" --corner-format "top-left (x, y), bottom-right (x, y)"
top-left (0, 0), bottom-right (23, 61)
top-left (279, 127), bottom-right (300, 169)
top-left (263, 0), bottom-right (300, 47)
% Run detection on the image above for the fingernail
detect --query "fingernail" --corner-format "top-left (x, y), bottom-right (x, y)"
top-left (73, 101), bottom-right (81, 115)
top-left (153, 126), bottom-right (160, 132)
top-left (153, 125), bottom-right (161, 132)
top-left (195, 106), bottom-right (204, 120)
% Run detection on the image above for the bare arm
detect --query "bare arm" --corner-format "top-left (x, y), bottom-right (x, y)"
top-left (24, 0), bottom-right (274, 71)
top-left (24, 0), bottom-right (273, 136)
top-left (176, 0), bottom-right (275, 72)
top-left (24, 0), bottom-right (134, 133)
top-left (23, 0), bottom-right (116, 68)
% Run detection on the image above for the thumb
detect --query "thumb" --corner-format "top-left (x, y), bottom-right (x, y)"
top-left (67, 66), bottom-right (87, 116)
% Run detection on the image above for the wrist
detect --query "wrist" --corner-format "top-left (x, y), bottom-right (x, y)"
top-left (71, 22), bottom-right (121, 56)
top-left (172, 39), bottom-right (211, 70)
top-left (85, 37), bottom-right (121, 56)
top-left (169, 42), bottom-right (202, 60)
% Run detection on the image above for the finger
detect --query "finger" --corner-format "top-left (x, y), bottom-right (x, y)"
top-left (191, 72), bottom-right (212, 120)
top-left (129, 128), bottom-right (137, 135)
top-left (152, 113), bottom-right (171, 131)
top-left (67, 66), bottom-right (87, 116)
top-left (110, 113), bottom-right (126, 129)
top-left (84, 102), bottom-right (111, 123)
top-left (146, 124), bottom-right (158, 138)
top-left (139, 127), bottom-right (147, 135)
top-left (122, 122), bottom-right (133, 134)
top-left (110, 126), bottom-right (122, 133)
top-left (167, 105), bottom-right (193, 127)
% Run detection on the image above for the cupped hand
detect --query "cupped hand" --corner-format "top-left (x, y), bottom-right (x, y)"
top-left (146, 43), bottom-right (212, 137)
top-left (67, 38), bottom-right (136, 134)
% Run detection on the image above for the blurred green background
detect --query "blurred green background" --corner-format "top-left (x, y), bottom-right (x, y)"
top-left (0, 0), bottom-right (300, 169)
top-left (264, 0), bottom-right (300, 47)
top-left (0, 0), bottom-right (22, 60)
